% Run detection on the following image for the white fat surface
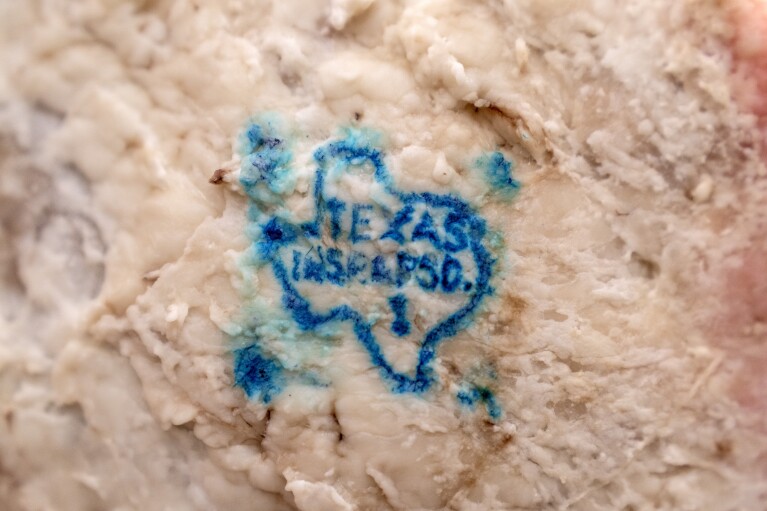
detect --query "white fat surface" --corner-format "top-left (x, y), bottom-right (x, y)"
top-left (1, 1), bottom-right (766, 510)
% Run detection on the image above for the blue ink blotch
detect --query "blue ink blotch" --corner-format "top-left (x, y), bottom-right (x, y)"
top-left (477, 151), bottom-right (520, 197)
top-left (239, 119), bottom-right (295, 202)
top-left (456, 385), bottom-right (502, 421)
top-left (233, 344), bottom-right (284, 404)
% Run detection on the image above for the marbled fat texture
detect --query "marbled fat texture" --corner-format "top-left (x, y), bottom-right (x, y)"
top-left (1, 1), bottom-right (766, 510)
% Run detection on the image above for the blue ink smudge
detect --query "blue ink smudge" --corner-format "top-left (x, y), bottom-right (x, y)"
top-left (476, 151), bottom-right (520, 198)
top-left (456, 384), bottom-right (502, 421)
top-left (455, 364), bottom-right (502, 421)
top-left (239, 116), bottom-right (296, 204)
top-left (233, 343), bottom-right (284, 404)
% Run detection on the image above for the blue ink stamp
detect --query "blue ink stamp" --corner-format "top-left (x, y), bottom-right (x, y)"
top-left (233, 120), bottom-right (515, 408)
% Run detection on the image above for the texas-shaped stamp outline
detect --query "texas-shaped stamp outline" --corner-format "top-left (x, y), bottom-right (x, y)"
top-left (236, 124), bottom-right (498, 398)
